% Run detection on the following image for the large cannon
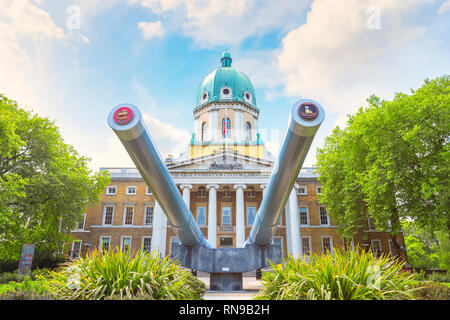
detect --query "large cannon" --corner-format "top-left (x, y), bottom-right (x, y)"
top-left (108, 99), bottom-right (324, 291)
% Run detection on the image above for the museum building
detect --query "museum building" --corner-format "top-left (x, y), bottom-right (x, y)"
top-left (70, 51), bottom-right (407, 262)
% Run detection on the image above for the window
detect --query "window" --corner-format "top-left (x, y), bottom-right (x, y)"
top-left (123, 206), bottom-right (134, 225)
top-left (197, 206), bottom-right (206, 226)
top-left (100, 236), bottom-right (111, 254)
top-left (198, 187), bottom-right (206, 197)
top-left (222, 118), bottom-right (231, 139)
top-left (219, 237), bottom-right (233, 247)
top-left (171, 238), bottom-right (181, 254)
top-left (343, 238), bottom-right (354, 251)
top-left (126, 186), bottom-right (137, 195)
top-left (103, 206), bottom-right (114, 225)
top-left (245, 122), bottom-right (252, 140)
top-left (144, 206), bottom-right (153, 226)
top-left (299, 207), bottom-right (309, 225)
top-left (368, 216), bottom-right (376, 230)
top-left (142, 237), bottom-right (152, 253)
top-left (322, 236), bottom-right (333, 253)
top-left (121, 236), bottom-right (132, 252)
top-left (222, 187), bottom-right (231, 198)
top-left (271, 237), bottom-right (283, 256)
top-left (246, 188), bottom-right (256, 197)
top-left (316, 186), bottom-right (322, 194)
top-left (371, 240), bottom-right (382, 256)
top-left (221, 207), bottom-right (231, 225)
top-left (71, 241), bottom-right (82, 259)
top-left (106, 186), bottom-right (117, 195)
top-left (297, 186), bottom-right (307, 195)
top-left (319, 207), bottom-right (329, 225)
top-left (201, 122), bottom-right (207, 142)
top-left (247, 206), bottom-right (256, 225)
top-left (76, 214), bottom-right (86, 230)
top-left (145, 186), bottom-right (152, 195)
top-left (388, 240), bottom-right (394, 256)
top-left (301, 237), bottom-right (311, 256)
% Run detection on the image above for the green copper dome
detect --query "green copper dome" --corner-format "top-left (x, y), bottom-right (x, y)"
top-left (196, 51), bottom-right (257, 108)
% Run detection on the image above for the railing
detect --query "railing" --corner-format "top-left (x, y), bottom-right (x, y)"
top-left (100, 167), bottom-right (319, 178)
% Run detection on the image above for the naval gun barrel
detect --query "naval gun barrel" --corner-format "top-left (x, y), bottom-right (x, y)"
top-left (108, 104), bottom-right (209, 248)
top-left (246, 99), bottom-right (325, 248)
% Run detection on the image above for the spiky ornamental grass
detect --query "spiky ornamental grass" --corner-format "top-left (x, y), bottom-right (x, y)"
top-left (42, 248), bottom-right (203, 300)
top-left (255, 246), bottom-right (417, 300)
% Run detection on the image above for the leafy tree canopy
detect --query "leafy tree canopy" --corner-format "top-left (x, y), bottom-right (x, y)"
top-left (0, 95), bottom-right (109, 261)
top-left (316, 76), bottom-right (449, 243)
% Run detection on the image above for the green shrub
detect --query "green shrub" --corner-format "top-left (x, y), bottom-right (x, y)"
top-left (43, 248), bottom-right (204, 300)
top-left (255, 246), bottom-right (417, 300)
top-left (414, 282), bottom-right (450, 300)
top-left (0, 276), bottom-right (52, 300)
top-left (429, 272), bottom-right (450, 283)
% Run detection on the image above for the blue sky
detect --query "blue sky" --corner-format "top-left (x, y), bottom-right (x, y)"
top-left (1, 0), bottom-right (449, 171)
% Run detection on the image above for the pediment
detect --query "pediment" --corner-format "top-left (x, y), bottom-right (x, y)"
top-left (167, 152), bottom-right (274, 171)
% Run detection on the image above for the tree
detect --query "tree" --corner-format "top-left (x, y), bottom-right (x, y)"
top-left (316, 76), bottom-right (449, 254)
top-left (0, 95), bottom-right (109, 262)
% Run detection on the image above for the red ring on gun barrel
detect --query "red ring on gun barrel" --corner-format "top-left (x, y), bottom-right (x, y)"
top-left (113, 107), bottom-right (134, 125)
top-left (298, 102), bottom-right (319, 120)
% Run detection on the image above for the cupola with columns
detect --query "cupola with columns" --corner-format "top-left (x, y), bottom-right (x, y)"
top-left (189, 51), bottom-right (265, 159)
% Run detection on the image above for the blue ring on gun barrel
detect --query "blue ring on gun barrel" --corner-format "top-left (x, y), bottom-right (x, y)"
top-left (298, 102), bottom-right (319, 120)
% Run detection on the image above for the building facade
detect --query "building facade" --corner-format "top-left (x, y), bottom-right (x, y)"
top-left (70, 52), bottom-right (407, 262)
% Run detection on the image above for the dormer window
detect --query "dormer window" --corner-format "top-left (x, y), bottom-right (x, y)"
top-left (201, 90), bottom-right (209, 103)
top-left (220, 86), bottom-right (232, 99)
top-left (244, 91), bottom-right (252, 104)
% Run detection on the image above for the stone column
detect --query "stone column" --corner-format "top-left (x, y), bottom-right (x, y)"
top-left (234, 184), bottom-right (247, 248)
top-left (206, 184), bottom-right (219, 248)
top-left (151, 201), bottom-right (167, 256)
top-left (180, 184), bottom-right (192, 208)
top-left (288, 184), bottom-right (301, 259)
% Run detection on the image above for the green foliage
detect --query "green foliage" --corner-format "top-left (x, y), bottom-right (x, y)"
top-left (0, 95), bottom-right (110, 261)
top-left (255, 247), bottom-right (417, 300)
top-left (429, 272), bottom-right (450, 283)
top-left (0, 276), bottom-right (52, 300)
top-left (414, 282), bottom-right (450, 300)
top-left (43, 248), bottom-right (205, 300)
top-left (316, 76), bottom-right (450, 240)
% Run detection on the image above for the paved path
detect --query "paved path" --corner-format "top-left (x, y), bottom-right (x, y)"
top-left (199, 276), bottom-right (263, 300)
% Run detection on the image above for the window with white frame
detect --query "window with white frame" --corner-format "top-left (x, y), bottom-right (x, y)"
top-left (100, 236), bottom-right (111, 254)
top-left (145, 186), bottom-right (152, 195)
top-left (142, 237), bottom-right (152, 253)
top-left (221, 207), bottom-right (231, 225)
top-left (103, 206), bottom-right (114, 225)
top-left (297, 186), bottom-right (307, 195)
top-left (367, 215), bottom-right (376, 230)
top-left (106, 186), bottom-right (117, 195)
top-left (299, 207), bottom-right (309, 225)
top-left (144, 206), bottom-right (153, 226)
top-left (371, 239), bottom-right (382, 256)
top-left (123, 206), bottom-right (134, 225)
top-left (197, 206), bottom-right (206, 226)
top-left (247, 206), bottom-right (256, 225)
top-left (121, 236), bottom-right (132, 252)
top-left (76, 214), bottom-right (86, 230)
top-left (71, 240), bottom-right (82, 259)
top-left (126, 186), bottom-right (137, 195)
top-left (316, 186), bottom-right (322, 195)
top-left (388, 239), bottom-right (394, 256)
top-left (322, 236), bottom-right (333, 253)
top-left (319, 206), bottom-right (329, 225)
top-left (301, 237), bottom-right (311, 255)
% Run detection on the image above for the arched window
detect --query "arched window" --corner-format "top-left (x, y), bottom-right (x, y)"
top-left (222, 118), bottom-right (231, 139)
top-left (246, 121), bottom-right (252, 140)
top-left (201, 122), bottom-right (207, 141)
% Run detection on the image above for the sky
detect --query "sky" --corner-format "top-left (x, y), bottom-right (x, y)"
top-left (1, 0), bottom-right (449, 172)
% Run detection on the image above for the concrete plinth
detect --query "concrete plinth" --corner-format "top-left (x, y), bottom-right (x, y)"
top-left (210, 273), bottom-right (243, 291)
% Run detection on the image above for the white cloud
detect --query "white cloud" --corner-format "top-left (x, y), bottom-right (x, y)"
top-left (89, 113), bottom-right (191, 170)
top-left (133, 0), bottom-right (310, 48)
top-left (277, 0), bottom-right (439, 114)
top-left (438, 0), bottom-right (450, 14)
top-left (138, 20), bottom-right (165, 39)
